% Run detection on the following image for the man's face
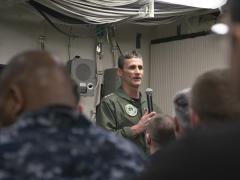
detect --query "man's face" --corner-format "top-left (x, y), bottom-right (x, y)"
top-left (230, 24), bottom-right (240, 89)
top-left (118, 58), bottom-right (144, 88)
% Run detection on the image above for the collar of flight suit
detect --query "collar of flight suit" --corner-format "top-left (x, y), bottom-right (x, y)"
top-left (115, 87), bottom-right (147, 105)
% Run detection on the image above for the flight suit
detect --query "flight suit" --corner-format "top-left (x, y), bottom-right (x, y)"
top-left (96, 87), bottom-right (160, 154)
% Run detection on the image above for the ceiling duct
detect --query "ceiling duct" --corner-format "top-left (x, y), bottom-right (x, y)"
top-left (28, 0), bottom-right (227, 25)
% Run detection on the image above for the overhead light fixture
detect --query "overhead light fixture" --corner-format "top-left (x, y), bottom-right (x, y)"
top-left (156, 0), bottom-right (227, 9)
top-left (211, 6), bottom-right (230, 35)
top-left (211, 23), bottom-right (229, 35)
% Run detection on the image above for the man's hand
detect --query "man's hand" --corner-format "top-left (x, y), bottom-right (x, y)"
top-left (131, 111), bottom-right (156, 136)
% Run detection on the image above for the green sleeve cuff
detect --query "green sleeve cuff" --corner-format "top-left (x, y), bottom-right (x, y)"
top-left (123, 126), bottom-right (136, 139)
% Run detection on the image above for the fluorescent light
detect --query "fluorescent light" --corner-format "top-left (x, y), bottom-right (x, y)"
top-left (211, 23), bottom-right (229, 35)
top-left (156, 0), bottom-right (227, 9)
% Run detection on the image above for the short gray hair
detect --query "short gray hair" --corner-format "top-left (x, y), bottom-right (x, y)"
top-left (173, 88), bottom-right (191, 129)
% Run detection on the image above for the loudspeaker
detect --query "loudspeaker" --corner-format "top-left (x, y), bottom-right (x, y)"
top-left (102, 68), bottom-right (121, 97)
top-left (67, 56), bottom-right (96, 96)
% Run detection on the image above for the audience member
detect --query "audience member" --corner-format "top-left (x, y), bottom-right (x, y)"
top-left (173, 88), bottom-right (191, 138)
top-left (145, 114), bottom-right (176, 159)
top-left (190, 68), bottom-right (238, 127)
top-left (0, 50), bottom-right (145, 180)
top-left (138, 120), bottom-right (240, 180)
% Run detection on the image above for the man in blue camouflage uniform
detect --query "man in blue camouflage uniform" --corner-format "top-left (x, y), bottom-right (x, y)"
top-left (0, 50), bottom-right (145, 180)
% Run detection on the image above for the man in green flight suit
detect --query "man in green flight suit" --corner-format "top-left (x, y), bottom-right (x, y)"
top-left (96, 50), bottom-right (159, 154)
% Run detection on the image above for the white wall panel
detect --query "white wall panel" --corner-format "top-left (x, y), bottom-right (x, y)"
top-left (150, 34), bottom-right (229, 114)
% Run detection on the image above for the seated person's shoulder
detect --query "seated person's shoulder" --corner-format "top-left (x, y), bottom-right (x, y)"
top-left (88, 124), bottom-right (146, 157)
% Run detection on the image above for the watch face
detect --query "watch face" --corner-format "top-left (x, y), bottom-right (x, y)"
top-left (125, 104), bottom-right (138, 117)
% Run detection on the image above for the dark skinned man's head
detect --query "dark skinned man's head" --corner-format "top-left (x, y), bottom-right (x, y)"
top-left (0, 50), bottom-right (76, 127)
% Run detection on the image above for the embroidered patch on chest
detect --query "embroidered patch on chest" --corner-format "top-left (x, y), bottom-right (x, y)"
top-left (125, 104), bottom-right (138, 117)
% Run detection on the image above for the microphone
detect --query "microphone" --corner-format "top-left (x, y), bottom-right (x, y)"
top-left (145, 88), bottom-right (153, 113)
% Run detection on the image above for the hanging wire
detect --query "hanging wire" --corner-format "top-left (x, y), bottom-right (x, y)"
top-left (67, 26), bottom-right (72, 60)
top-left (31, 0), bottom-right (213, 25)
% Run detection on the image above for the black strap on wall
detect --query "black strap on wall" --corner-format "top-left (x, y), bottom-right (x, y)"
top-left (151, 31), bottom-right (211, 45)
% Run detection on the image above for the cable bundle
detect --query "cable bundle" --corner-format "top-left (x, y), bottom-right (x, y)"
top-left (31, 0), bottom-right (214, 25)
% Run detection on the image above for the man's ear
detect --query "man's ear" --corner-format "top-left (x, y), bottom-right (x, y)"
top-left (117, 68), bottom-right (123, 77)
top-left (76, 103), bottom-right (83, 113)
top-left (173, 116), bottom-right (181, 137)
top-left (232, 24), bottom-right (240, 42)
top-left (145, 132), bottom-right (152, 147)
top-left (8, 85), bottom-right (24, 116)
top-left (190, 109), bottom-right (200, 128)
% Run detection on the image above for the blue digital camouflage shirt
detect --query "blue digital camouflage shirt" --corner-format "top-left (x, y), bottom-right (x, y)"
top-left (0, 105), bottom-right (145, 180)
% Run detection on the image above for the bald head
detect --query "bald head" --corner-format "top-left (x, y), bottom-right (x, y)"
top-left (0, 50), bottom-right (76, 126)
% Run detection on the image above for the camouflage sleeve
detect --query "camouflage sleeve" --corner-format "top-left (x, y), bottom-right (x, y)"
top-left (96, 99), bottom-right (135, 139)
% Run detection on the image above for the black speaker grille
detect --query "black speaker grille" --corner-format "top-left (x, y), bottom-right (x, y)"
top-left (76, 63), bottom-right (91, 81)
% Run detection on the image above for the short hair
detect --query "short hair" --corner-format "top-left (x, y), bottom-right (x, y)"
top-left (191, 69), bottom-right (236, 122)
top-left (147, 114), bottom-right (176, 147)
top-left (118, 50), bottom-right (142, 69)
top-left (173, 88), bottom-right (191, 129)
top-left (230, 0), bottom-right (240, 23)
